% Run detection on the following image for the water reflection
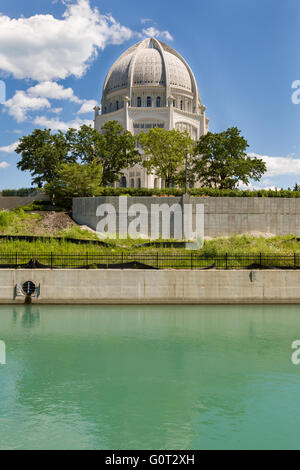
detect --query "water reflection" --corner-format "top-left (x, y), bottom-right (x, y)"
top-left (12, 306), bottom-right (40, 328)
top-left (0, 305), bottom-right (300, 449)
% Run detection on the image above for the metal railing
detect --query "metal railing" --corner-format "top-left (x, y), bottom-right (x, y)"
top-left (0, 253), bottom-right (300, 270)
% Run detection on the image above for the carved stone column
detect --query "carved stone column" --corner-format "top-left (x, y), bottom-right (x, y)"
top-left (123, 96), bottom-right (130, 131)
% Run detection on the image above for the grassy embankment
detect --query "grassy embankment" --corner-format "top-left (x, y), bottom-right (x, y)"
top-left (0, 208), bottom-right (299, 257)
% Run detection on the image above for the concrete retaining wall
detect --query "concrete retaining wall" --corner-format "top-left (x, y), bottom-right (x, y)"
top-left (2, 269), bottom-right (300, 304)
top-left (73, 196), bottom-right (300, 238)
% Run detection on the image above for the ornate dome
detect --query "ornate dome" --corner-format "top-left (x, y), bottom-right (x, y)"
top-left (102, 37), bottom-right (200, 105)
top-left (95, 37), bottom-right (209, 190)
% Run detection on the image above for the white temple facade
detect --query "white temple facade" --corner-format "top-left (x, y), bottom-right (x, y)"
top-left (94, 37), bottom-right (209, 189)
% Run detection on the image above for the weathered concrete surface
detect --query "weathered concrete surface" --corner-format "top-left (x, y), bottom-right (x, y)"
top-left (73, 196), bottom-right (300, 238)
top-left (1, 269), bottom-right (300, 304)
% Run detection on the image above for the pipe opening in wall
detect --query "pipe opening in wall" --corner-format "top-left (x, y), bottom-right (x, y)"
top-left (22, 281), bottom-right (36, 297)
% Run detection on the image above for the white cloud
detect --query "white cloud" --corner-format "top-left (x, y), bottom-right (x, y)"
top-left (5, 81), bottom-right (97, 122)
top-left (238, 181), bottom-right (277, 191)
top-left (50, 107), bottom-right (63, 114)
top-left (249, 152), bottom-right (300, 177)
top-left (0, 161), bottom-right (10, 169)
top-left (34, 115), bottom-right (93, 131)
top-left (77, 99), bottom-right (98, 114)
top-left (28, 82), bottom-right (97, 113)
top-left (141, 27), bottom-right (173, 42)
top-left (4, 91), bottom-right (51, 122)
top-left (27, 81), bottom-right (81, 103)
top-left (0, 0), bottom-right (133, 81)
top-left (0, 142), bottom-right (18, 153)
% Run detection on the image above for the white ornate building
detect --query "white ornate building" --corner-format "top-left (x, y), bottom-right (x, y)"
top-left (94, 37), bottom-right (209, 189)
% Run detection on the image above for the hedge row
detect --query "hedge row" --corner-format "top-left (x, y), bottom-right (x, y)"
top-left (92, 187), bottom-right (300, 198)
top-left (4, 186), bottom-right (300, 200)
top-left (1, 188), bottom-right (38, 197)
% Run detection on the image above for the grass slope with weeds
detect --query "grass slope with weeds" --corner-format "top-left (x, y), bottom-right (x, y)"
top-left (0, 209), bottom-right (300, 256)
top-left (0, 208), bottom-right (42, 234)
top-left (201, 234), bottom-right (300, 256)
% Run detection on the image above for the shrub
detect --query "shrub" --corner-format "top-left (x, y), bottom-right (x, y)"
top-left (72, 187), bottom-right (300, 198)
top-left (0, 210), bottom-right (14, 227)
top-left (22, 200), bottom-right (66, 212)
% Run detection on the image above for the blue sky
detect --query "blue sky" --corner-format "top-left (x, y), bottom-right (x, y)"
top-left (0, 0), bottom-right (300, 189)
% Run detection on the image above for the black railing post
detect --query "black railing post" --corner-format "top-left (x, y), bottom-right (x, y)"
top-left (226, 253), bottom-right (228, 270)
top-left (51, 252), bottom-right (53, 270)
top-left (191, 252), bottom-right (193, 270)
top-left (157, 252), bottom-right (159, 269)
top-left (260, 252), bottom-right (262, 268)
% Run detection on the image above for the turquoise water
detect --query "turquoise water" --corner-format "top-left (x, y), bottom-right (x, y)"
top-left (0, 304), bottom-right (300, 450)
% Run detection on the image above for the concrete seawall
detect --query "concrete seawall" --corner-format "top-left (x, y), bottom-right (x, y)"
top-left (2, 269), bottom-right (300, 304)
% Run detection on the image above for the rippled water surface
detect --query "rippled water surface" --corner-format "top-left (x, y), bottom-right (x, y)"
top-left (0, 304), bottom-right (300, 449)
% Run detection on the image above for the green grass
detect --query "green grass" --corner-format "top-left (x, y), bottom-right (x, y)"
top-left (201, 234), bottom-right (300, 256)
top-left (0, 234), bottom-right (299, 257)
top-left (0, 209), bottom-right (42, 234)
top-left (61, 225), bottom-right (100, 241)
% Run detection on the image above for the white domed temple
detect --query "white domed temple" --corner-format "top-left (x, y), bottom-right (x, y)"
top-left (94, 37), bottom-right (209, 189)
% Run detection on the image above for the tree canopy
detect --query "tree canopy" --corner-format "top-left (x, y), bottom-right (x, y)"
top-left (16, 121), bottom-right (140, 190)
top-left (137, 128), bottom-right (194, 187)
top-left (15, 128), bottom-right (73, 188)
top-left (192, 127), bottom-right (266, 189)
top-left (44, 159), bottom-right (102, 206)
top-left (68, 121), bottom-right (141, 186)
top-left (15, 123), bottom-right (266, 197)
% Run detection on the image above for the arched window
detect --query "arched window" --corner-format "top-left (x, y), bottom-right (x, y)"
top-left (147, 96), bottom-right (152, 107)
top-left (180, 100), bottom-right (183, 110)
top-left (156, 97), bottom-right (161, 108)
top-left (130, 178), bottom-right (135, 188)
top-left (104, 106), bottom-right (107, 114)
top-left (137, 97), bottom-right (142, 107)
top-left (116, 100), bottom-right (119, 110)
top-left (120, 176), bottom-right (127, 188)
top-left (137, 178), bottom-right (141, 189)
top-left (154, 178), bottom-right (158, 189)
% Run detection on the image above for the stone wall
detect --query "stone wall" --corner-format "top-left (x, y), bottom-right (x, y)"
top-left (73, 196), bottom-right (300, 238)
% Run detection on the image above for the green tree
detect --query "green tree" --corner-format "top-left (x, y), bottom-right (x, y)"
top-left (138, 128), bottom-right (194, 187)
top-left (193, 127), bottom-right (266, 189)
top-left (16, 129), bottom-right (72, 188)
top-left (44, 160), bottom-right (102, 207)
top-left (67, 122), bottom-right (141, 186)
